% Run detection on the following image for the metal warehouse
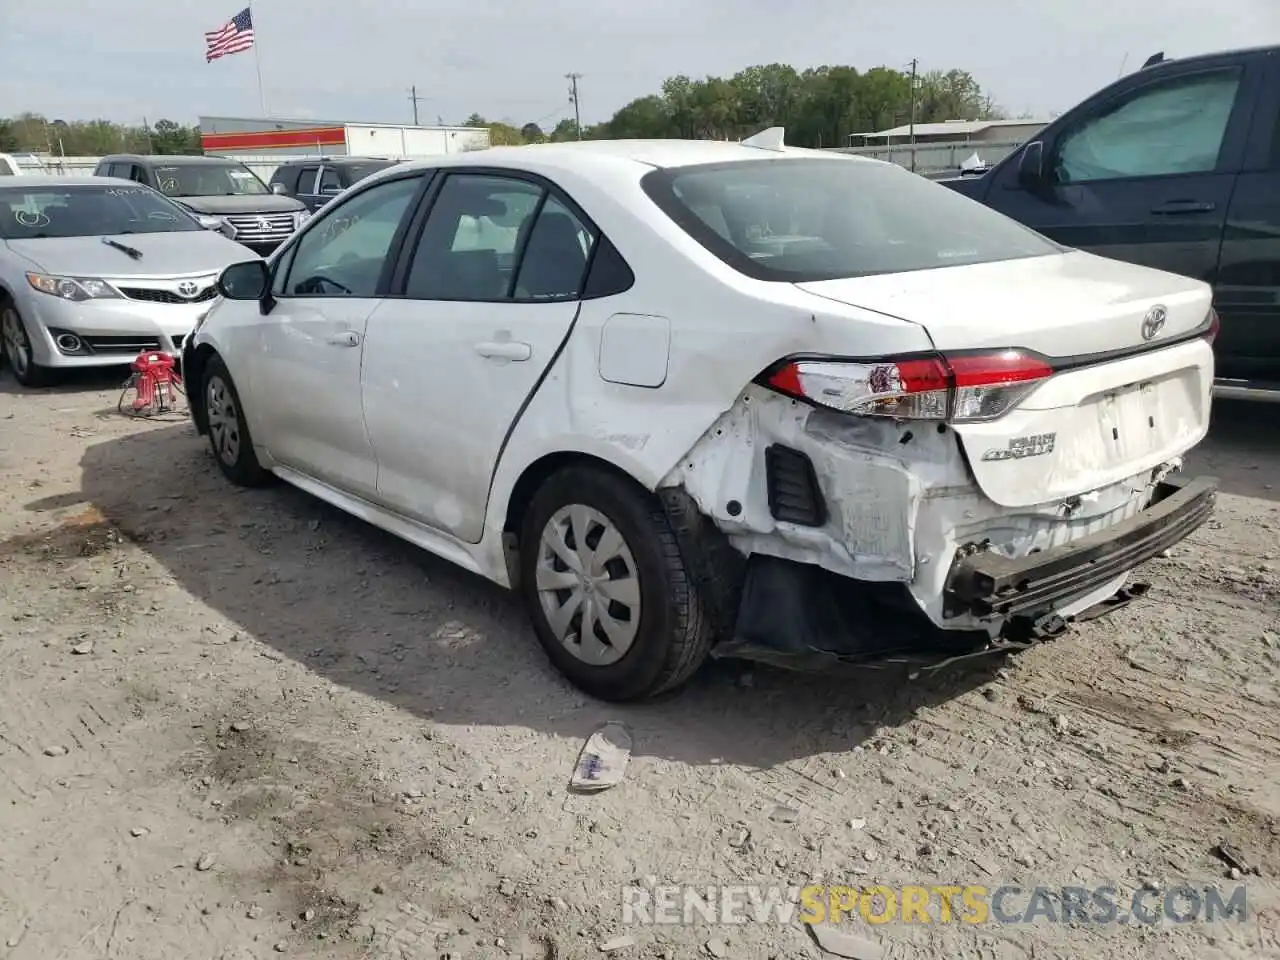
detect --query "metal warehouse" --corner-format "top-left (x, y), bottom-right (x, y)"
top-left (196, 115), bottom-right (491, 158)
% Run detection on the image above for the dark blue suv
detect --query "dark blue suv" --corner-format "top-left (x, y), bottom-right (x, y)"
top-left (942, 45), bottom-right (1280, 402)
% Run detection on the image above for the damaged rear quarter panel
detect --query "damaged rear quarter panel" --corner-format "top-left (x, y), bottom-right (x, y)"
top-left (662, 387), bottom-right (975, 583)
top-left (483, 251), bottom-right (937, 555)
top-left (663, 386), bottom-right (1176, 631)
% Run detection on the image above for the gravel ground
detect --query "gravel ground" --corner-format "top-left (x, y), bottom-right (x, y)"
top-left (1, 368), bottom-right (1277, 960)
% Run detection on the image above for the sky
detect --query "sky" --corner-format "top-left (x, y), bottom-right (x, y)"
top-left (2, 0), bottom-right (1276, 130)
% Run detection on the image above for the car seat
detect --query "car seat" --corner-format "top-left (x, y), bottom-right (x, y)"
top-left (517, 212), bottom-right (587, 298)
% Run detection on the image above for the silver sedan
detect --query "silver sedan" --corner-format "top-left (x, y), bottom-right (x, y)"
top-left (0, 176), bottom-right (260, 387)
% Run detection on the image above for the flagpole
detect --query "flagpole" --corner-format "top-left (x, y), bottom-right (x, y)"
top-left (251, 4), bottom-right (268, 115)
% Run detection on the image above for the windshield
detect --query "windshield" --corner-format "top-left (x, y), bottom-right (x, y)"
top-left (641, 157), bottom-right (1061, 282)
top-left (0, 185), bottom-right (203, 239)
top-left (154, 162), bottom-right (269, 197)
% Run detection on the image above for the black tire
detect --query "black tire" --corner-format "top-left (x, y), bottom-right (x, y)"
top-left (0, 300), bottom-right (54, 388)
top-left (519, 465), bottom-right (713, 702)
top-left (201, 354), bottom-right (272, 487)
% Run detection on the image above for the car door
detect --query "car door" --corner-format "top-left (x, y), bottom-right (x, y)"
top-left (1217, 53), bottom-right (1280, 384)
top-left (360, 170), bottom-right (596, 542)
top-left (982, 59), bottom-right (1260, 284)
top-left (293, 165), bottom-right (321, 210)
top-left (252, 171), bottom-right (429, 498)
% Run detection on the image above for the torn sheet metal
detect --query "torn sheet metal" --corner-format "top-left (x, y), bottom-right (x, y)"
top-left (662, 385), bottom-right (1177, 649)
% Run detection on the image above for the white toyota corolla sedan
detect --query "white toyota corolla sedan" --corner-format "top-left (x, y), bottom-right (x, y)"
top-left (183, 130), bottom-right (1218, 701)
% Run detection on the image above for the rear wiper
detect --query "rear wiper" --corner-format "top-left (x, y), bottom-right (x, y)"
top-left (102, 237), bottom-right (143, 260)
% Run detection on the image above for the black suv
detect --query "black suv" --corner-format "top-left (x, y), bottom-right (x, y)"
top-left (941, 45), bottom-right (1280, 402)
top-left (268, 157), bottom-right (398, 212)
top-left (93, 154), bottom-right (309, 255)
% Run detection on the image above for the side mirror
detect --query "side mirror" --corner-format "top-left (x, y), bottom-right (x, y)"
top-left (217, 260), bottom-right (270, 300)
top-left (270, 182), bottom-right (288, 196)
top-left (1017, 141), bottom-right (1046, 188)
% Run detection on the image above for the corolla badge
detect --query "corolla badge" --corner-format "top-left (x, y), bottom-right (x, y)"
top-left (1141, 305), bottom-right (1167, 341)
top-left (177, 280), bottom-right (200, 298)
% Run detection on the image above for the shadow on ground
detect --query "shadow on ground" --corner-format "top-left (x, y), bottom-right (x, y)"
top-left (67, 423), bottom-right (1011, 770)
top-left (0, 364), bottom-right (134, 397)
top-left (1185, 399), bottom-right (1279, 502)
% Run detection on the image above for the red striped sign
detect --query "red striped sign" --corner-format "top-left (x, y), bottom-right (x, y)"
top-left (200, 125), bottom-right (347, 152)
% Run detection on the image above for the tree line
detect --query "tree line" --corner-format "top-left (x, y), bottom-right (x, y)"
top-left (2, 62), bottom-right (1006, 157)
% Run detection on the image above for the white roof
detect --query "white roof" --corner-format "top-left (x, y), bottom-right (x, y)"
top-left (854, 118), bottom-right (1048, 139)
top-left (400, 137), bottom-right (873, 177)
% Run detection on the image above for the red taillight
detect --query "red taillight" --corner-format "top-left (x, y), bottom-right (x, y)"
top-left (763, 349), bottom-right (1053, 423)
top-left (1205, 308), bottom-right (1220, 344)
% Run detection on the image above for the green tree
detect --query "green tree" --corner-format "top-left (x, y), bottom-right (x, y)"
top-left (0, 59), bottom-right (1003, 158)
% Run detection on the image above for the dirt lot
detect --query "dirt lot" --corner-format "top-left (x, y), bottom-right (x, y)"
top-left (1, 369), bottom-right (1277, 960)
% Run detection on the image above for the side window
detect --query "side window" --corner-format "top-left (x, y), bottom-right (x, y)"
top-left (129, 165), bottom-right (150, 185)
top-left (282, 175), bottom-right (422, 298)
top-left (581, 235), bottom-right (636, 299)
top-left (295, 167), bottom-right (320, 194)
top-left (269, 167), bottom-right (296, 192)
top-left (106, 163), bottom-right (128, 179)
top-left (319, 167), bottom-right (343, 195)
top-left (512, 195), bottom-right (596, 300)
top-left (1054, 69), bottom-right (1242, 183)
top-left (404, 174), bottom-right (543, 300)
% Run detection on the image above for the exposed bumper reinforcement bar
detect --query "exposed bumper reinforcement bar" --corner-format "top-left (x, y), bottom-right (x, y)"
top-left (945, 475), bottom-right (1218, 619)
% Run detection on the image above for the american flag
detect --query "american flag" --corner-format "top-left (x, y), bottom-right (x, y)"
top-left (205, 7), bottom-right (255, 63)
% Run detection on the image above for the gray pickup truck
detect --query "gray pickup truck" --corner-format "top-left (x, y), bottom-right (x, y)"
top-left (92, 154), bottom-right (310, 255)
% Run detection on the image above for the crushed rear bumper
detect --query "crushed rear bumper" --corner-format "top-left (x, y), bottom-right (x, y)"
top-left (944, 475), bottom-right (1217, 619)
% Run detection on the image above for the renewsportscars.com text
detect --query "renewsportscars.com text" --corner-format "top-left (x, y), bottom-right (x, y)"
top-left (621, 884), bottom-right (1249, 926)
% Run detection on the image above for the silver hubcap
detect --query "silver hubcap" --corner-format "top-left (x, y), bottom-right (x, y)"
top-left (1, 308), bottom-right (30, 378)
top-left (536, 504), bottom-right (641, 666)
top-left (206, 375), bottom-right (241, 466)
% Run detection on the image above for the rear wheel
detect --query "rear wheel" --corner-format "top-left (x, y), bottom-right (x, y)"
top-left (519, 465), bottom-right (713, 702)
top-left (202, 355), bottom-right (271, 487)
top-left (1, 302), bottom-right (53, 387)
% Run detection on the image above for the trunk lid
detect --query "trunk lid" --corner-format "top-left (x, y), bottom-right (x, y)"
top-left (796, 251), bottom-right (1215, 507)
top-left (796, 249), bottom-right (1211, 358)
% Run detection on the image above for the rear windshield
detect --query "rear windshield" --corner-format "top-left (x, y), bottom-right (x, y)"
top-left (0, 185), bottom-right (202, 239)
top-left (155, 162), bottom-right (268, 197)
top-left (640, 157), bottom-right (1061, 282)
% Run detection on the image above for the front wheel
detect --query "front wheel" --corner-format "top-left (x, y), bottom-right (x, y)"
top-left (1, 302), bottom-right (53, 387)
top-left (519, 466), bottom-right (713, 702)
top-left (201, 355), bottom-right (272, 487)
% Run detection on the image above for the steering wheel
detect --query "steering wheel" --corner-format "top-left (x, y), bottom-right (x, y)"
top-left (296, 274), bottom-right (352, 296)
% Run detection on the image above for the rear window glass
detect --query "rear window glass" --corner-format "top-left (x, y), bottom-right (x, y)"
top-left (640, 157), bottom-right (1061, 283)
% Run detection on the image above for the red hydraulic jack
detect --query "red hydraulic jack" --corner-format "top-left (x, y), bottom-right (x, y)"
top-left (118, 350), bottom-right (184, 417)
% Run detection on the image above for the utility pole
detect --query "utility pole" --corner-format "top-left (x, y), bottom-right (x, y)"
top-left (908, 58), bottom-right (919, 173)
top-left (565, 73), bottom-right (583, 140)
top-left (408, 85), bottom-right (426, 126)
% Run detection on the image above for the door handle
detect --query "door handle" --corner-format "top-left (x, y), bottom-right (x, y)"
top-left (474, 340), bottom-right (532, 361)
top-left (1150, 200), bottom-right (1216, 215)
top-left (326, 331), bottom-right (361, 347)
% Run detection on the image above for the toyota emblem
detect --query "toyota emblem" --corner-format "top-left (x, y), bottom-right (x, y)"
top-left (177, 281), bottom-right (199, 299)
top-left (1141, 305), bottom-right (1167, 341)
top-left (257, 216), bottom-right (272, 231)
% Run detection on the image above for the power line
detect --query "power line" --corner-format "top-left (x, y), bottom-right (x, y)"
top-left (565, 73), bottom-right (583, 140)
